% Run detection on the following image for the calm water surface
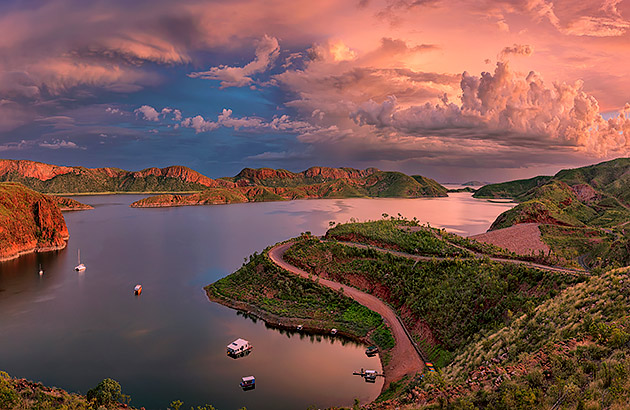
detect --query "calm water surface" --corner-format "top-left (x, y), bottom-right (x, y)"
top-left (0, 194), bottom-right (514, 410)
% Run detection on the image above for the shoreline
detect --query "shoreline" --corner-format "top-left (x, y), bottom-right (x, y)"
top-left (131, 193), bottom-right (453, 208)
top-left (206, 289), bottom-right (372, 344)
top-left (205, 287), bottom-right (390, 394)
top-left (0, 242), bottom-right (67, 263)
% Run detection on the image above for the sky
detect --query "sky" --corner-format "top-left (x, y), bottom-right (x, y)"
top-left (1, 0), bottom-right (630, 182)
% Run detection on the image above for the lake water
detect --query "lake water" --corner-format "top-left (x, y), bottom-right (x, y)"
top-left (0, 194), bottom-right (514, 410)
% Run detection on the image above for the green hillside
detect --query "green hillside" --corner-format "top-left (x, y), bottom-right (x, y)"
top-left (473, 175), bottom-right (553, 199)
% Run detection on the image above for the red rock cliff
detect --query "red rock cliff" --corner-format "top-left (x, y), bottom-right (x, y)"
top-left (0, 182), bottom-right (69, 261)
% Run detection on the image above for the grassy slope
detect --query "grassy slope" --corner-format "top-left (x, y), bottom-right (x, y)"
top-left (473, 176), bottom-right (553, 199)
top-left (399, 268), bottom-right (630, 410)
top-left (284, 236), bottom-right (582, 368)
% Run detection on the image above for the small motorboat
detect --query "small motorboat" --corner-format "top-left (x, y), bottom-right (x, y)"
top-left (240, 376), bottom-right (255, 390)
top-left (331, 328), bottom-right (337, 335)
top-left (134, 284), bottom-right (142, 295)
top-left (74, 249), bottom-right (86, 271)
top-left (297, 324), bottom-right (303, 331)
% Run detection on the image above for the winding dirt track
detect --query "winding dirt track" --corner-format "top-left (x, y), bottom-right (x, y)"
top-left (268, 242), bottom-right (425, 387)
top-left (330, 240), bottom-right (587, 276)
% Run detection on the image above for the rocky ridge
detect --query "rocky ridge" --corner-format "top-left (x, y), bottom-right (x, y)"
top-left (0, 182), bottom-right (69, 261)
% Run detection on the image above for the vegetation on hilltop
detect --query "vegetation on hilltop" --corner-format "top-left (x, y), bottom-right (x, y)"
top-left (325, 218), bottom-right (472, 258)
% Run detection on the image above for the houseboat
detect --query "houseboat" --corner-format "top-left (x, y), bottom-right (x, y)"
top-left (364, 370), bottom-right (377, 382)
top-left (227, 338), bottom-right (252, 357)
top-left (240, 376), bottom-right (255, 390)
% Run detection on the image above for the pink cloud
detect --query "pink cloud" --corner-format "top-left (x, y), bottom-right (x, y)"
top-left (134, 105), bottom-right (160, 121)
top-left (351, 62), bottom-right (630, 155)
top-left (188, 35), bottom-right (280, 88)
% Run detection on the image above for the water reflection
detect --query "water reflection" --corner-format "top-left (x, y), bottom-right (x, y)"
top-left (0, 194), bottom-right (513, 410)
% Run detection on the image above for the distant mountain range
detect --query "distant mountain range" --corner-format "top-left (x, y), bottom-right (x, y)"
top-left (0, 159), bottom-right (217, 193)
top-left (0, 159), bottom-right (448, 207)
top-left (131, 167), bottom-right (448, 207)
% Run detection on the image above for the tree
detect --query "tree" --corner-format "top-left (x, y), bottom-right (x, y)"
top-left (169, 400), bottom-right (183, 410)
top-left (86, 378), bottom-right (123, 409)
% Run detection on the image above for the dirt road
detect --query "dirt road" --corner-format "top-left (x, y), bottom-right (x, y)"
top-left (268, 242), bottom-right (425, 387)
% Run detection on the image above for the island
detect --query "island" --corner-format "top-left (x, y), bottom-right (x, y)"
top-left (131, 166), bottom-right (448, 207)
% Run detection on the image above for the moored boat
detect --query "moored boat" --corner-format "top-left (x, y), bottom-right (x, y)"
top-left (227, 338), bottom-right (252, 357)
top-left (74, 249), bottom-right (86, 271)
top-left (365, 345), bottom-right (379, 356)
top-left (240, 376), bottom-right (255, 390)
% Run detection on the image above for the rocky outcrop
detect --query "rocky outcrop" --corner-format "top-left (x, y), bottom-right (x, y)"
top-left (0, 182), bottom-right (69, 261)
top-left (0, 159), bottom-right (74, 181)
top-left (128, 165), bottom-right (222, 187)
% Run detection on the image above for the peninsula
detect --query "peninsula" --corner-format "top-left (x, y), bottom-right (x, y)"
top-left (205, 216), bottom-right (630, 408)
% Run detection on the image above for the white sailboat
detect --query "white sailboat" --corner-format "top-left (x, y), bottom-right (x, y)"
top-left (74, 249), bottom-right (86, 271)
top-left (38, 264), bottom-right (44, 275)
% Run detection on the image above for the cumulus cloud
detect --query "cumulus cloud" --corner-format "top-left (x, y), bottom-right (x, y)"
top-left (180, 115), bottom-right (219, 133)
top-left (188, 35), bottom-right (280, 88)
top-left (350, 62), bottom-right (630, 155)
top-left (134, 105), bottom-right (160, 121)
